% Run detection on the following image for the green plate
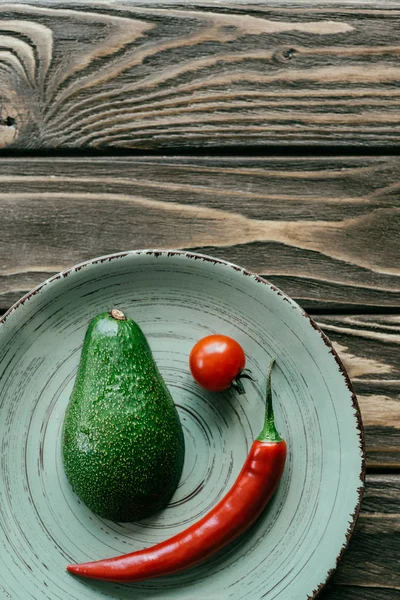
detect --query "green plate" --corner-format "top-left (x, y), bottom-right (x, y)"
top-left (0, 250), bottom-right (365, 599)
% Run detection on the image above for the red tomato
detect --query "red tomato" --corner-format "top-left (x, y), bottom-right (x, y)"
top-left (189, 334), bottom-right (246, 392)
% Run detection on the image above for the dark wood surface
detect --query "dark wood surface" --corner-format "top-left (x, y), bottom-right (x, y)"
top-left (1, 2), bottom-right (400, 149)
top-left (0, 2), bottom-right (398, 598)
top-left (323, 590), bottom-right (400, 600)
top-left (321, 475), bottom-right (400, 599)
top-left (0, 156), bottom-right (398, 310)
top-left (318, 314), bottom-right (399, 469)
top-left (322, 475), bottom-right (400, 600)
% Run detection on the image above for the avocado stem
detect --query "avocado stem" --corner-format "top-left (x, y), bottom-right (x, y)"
top-left (109, 309), bottom-right (127, 321)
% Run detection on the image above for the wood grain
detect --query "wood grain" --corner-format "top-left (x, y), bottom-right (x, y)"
top-left (1, 2), bottom-right (400, 148)
top-left (326, 517), bottom-right (400, 593)
top-left (361, 473), bottom-right (400, 513)
top-left (323, 590), bottom-right (400, 600)
top-left (322, 474), bottom-right (400, 599)
top-left (0, 156), bottom-right (398, 310)
top-left (324, 474), bottom-right (400, 598)
top-left (318, 314), bottom-right (400, 469)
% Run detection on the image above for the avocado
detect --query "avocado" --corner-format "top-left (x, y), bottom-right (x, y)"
top-left (61, 309), bottom-right (185, 522)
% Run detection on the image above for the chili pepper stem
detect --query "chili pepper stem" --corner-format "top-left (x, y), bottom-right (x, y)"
top-left (257, 359), bottom-right (282, 443)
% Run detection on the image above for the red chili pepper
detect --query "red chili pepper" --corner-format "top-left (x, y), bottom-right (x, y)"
top-left (67, 359), bottom-right (287, 583)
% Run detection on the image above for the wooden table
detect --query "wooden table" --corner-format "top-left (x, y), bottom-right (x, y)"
top-left (0, 2), bottom-right (398, 598)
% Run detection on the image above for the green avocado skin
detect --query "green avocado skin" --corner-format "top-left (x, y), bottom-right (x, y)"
top-left (61, 311), bottom-right (185, 522)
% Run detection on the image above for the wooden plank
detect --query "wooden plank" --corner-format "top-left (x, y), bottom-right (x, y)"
top-left (1, 2), bottom-right (400, 149)
top-left (322, 474), bottom-right (400, 599)
top-left (322, 589), bottom-right (400, 600)
top-left (328, 513), bottom-right (399, 589)
top-left (318, 314), bottom-right (400, 469)
top-left (0, 156), bottom-right (398, 310)
top-left (361, 474), bottom-right (400, 513)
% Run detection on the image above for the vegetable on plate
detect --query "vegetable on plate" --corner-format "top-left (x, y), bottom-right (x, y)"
top-left (62, 308), bottom-right (185, 522)
top-left (66, 359), bottom-right (286, 583)
top-left (189, 334), bottom-right (251, 394)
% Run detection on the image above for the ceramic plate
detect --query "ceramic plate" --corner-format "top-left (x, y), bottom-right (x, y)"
top-left (0, 250), bottom-right (364, 600)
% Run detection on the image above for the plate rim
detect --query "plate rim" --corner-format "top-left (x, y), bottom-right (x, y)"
top-left (0, 248), bottom-right (366, 599)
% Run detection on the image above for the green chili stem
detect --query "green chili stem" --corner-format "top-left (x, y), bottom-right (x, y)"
top-left (257, 359), bottom-right (282, 443)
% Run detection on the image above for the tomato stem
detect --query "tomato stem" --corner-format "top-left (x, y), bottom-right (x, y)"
top-left (232, 377), bottom-right (246, 395)
top-left (257, 359), bottom-right (282, 443)
top-left (237, 368), bottom-right (253, 380)
top-left (232, 369), bottom-right (254, 394)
